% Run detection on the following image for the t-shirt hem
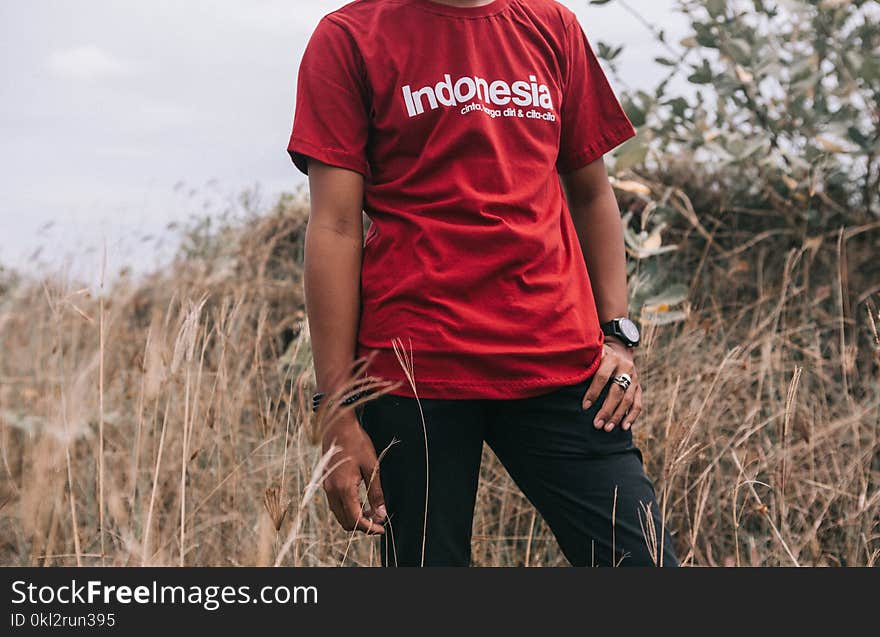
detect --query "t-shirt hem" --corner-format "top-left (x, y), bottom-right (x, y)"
top-left (369, 345), bottom-right (605, 400)
top-left (288, 138), bottom-right (370, 178)
top-left (557, 121), bottom-right (636, 173)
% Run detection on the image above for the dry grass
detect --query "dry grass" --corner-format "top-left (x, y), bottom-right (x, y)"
top-left (0, 187), bottom-right (877, 567)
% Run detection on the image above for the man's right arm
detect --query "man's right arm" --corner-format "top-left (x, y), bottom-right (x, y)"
top-left (304, 159), bottom-right (386, 535)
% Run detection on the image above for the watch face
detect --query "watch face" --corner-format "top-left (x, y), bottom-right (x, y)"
top-left (619, 318), bottom-right (640, 343)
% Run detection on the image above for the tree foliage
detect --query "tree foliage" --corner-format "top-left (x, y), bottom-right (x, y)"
top-left (596, 0), bottom-right (879, 226)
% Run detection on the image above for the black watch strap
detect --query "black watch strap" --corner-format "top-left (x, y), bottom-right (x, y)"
top-left (600, 317), bottom-right (640, 348)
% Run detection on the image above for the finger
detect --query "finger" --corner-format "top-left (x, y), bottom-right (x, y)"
top-left (594, 379), bottom-right (625, 430)
top-left (362, 463), bottom-right (387, 524)
top-left (622, 386), bottom-right (643, 431)
top-left (325, 481), bottom-right (361, 532)
top-left (606, 383), bottom-right (637, 432)
top-left (582, 351), bottom-right (617, 409)
top-left (362, 504), bottom-right (380, 524)
top-left (594, 363), bottom-right (636, 430)
top-left (324, 488), bottom-right (348, 530)
top-left (341, 486), bottom-right (385, 535)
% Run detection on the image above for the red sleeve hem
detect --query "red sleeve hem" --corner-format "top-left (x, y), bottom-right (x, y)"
top-left (288, 138), bottom-right (370, 178)
top-left (556, 121), bottom-right (636, 173)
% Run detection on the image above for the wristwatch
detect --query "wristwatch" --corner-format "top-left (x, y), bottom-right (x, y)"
top-left (600, 317), bottom-right (640, 348)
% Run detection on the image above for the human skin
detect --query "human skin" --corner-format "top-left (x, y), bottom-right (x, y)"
top-left (303, 163), bottom-right (386, 535)
top-left (304, 155), bottom-right (640, 534)
top-left (561, 161), bottom-right (642, 434)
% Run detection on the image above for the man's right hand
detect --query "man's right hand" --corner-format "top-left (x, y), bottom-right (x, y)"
top-left (322, 411), bottom-right (387, 535)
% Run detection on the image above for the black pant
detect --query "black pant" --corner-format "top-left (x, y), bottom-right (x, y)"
top-left (357, 377), bottom-right (679, 567)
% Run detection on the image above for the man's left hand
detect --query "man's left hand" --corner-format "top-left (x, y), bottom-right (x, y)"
top-left (581, 338), bottom-right (642, 432)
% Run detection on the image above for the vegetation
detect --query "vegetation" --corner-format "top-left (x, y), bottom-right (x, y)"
top-left (0, 0), bottom-right (877, 565)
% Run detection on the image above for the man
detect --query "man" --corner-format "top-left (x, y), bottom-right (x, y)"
top-left (288, 0), bottom-right (679, 567)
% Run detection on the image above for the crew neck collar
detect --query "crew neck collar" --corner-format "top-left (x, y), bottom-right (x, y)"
top-left (410, 0), bottom-right (512, 18)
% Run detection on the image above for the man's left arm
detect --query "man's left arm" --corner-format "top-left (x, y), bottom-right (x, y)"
top-left (561, 158), bottom-right (642, 433)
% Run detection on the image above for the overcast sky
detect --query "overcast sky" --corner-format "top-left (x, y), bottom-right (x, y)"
top-left (0, 0), bottom-right (687, 281)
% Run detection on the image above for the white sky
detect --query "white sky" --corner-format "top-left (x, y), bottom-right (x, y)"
top-left (0, 0), bottom-right (687, 281)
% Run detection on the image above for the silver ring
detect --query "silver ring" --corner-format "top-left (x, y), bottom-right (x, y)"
top-left (612, 373), bottom-right (632, 391)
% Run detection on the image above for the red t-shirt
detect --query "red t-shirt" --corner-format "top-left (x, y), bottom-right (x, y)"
top-left (288, 0), bottom-right (635, 399)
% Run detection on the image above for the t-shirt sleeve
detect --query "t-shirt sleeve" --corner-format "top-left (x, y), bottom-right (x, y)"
top-left (556, 18), bottom-right (636, 173)
top-left (287, 17), bottom-right (370, 177)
